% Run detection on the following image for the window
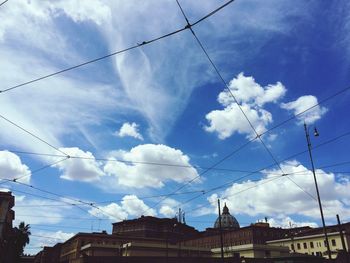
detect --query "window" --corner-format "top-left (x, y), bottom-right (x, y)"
top-left (331, 239), bottom-right (336, 246)
top-left (310, 241), bottom-right (314, 248)
top-left (297, 243), bottom-right (301, 250)
top-left (303, 242), bottom-right (307, 249)
top-left (291, 244), bottom-right (295, 251)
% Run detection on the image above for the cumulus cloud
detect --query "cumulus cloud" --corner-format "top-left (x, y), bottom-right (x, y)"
top-left (89, 195), bottom-right (155, 221)
top-left (281, 95), bottom-right (327, 124)
top-left (115, 122), bottom-right (143, 140)
top-left (205, 73), bottom-right (286, 139)
top-left (265, 215), bottom-right (318, 228)
top-left (54, 147), bottom-right (104, 182)
top-left (0, 151), bottom-right (31, 184)
top-left (103, 144), bottom-right (199, 188)
top-left (159, 198), bottom-right (180, 218)
top-left (206, 160), bottom-right (350, 222)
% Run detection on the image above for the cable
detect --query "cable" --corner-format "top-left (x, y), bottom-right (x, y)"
top-left (6, 177), bottom-right (121, 220)
top-left (187, 175), bottom-right (283, 214)
top-left (0, 0), bottom-right (8, 7)
top-left (7, 127), bottom-right (350, 218)
top-left (0, 0), bottom-right (235, 94)
top-left (0, 156), bottom-right (69, 186)
top-left (141, 139), bottom-right (253, 214)
top-left (14, 189), bottom-right (207, 208)
top-left (174, 0), bottom-right (322, 205)
top-left (4, 148), bottom-right (257, 173)
top-left (15, 214), bottom-right (109, 221)
top-left (0, 114), bottom-right (69, 156)
top-left (31, 234), bottom-right (67, 241)
top-left (30, 224), bottom-right (92, 230)
top-left (10, 188), bottom-right (105, 220)
top-left (177, 128), bottom-right (350, 210)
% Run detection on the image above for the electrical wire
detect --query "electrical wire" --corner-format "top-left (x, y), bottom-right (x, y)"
top-left (15, 214), bottom-right (109, 221)
top-left (0, 0), bottom-right (235, 94)
top-left (0, 0), bottom-right (8, 7)
top-left (9, 188), bottom-right (106, 221)
top-left (8, 127), bottom-right (350, 214)
top-left (0, 114), bottom-right (68, 156)
top-left (175, 128), bottom-right (350, 211)
top-left (0, 157), bottom-right (69, 186)
top-left (174, 0), bottom-right (332, 206)
top-left (31, 234), bottom-right (67, 241)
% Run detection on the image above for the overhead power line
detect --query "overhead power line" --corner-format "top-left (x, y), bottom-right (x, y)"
top-left (0, 114), bottom-right (68, 156)
top-left (177, 128), bottom-right (350, 210)
top-left (31, 234), bottom-right (68, 241)
top-left (0, 157), bottom-right (69, 186)
top-left (10, 188), bottom-right (101, 218)
top-left (2, 82), bottom-right (348, 187)
top-left (15, 214), bottom-right (109, 221)
top-left (5, 127), bottom-right (350, 218)
top-left (174, 0), bottom-right (332, 206)
top-left (0, 0), bottom-right (235, 94)
top-left (0, 0), bottom-right (8, 7)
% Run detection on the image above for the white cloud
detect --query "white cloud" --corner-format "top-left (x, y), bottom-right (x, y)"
top-left (89, 202), bottom-right (128, 221)
top-left (206, 160), bottom-right (350, 222)
top-left (55, 147), bottom-right (104, 182)
top-left (121, 195), bottom-right (156, 217)
top-left (265, 215), bottom-right (318, 228)
top-left (50, 0), bottom-right (112, 26)
top-left (25, 230), bottom-right (74, 255)
top-left (159, 198), bottom-right (180, 218)
top-left (115, 122), bottom-right (144, 140)
top-left (218, 73), bottom-right (286, 107)
top-left (103, 144), bottom-right (199, 188)
top-left (281, 95), bottom-right (327, 124)
top-left (205, 73), bottom-right (286, 139)
top-left (0, 151), bottom-right (31, 184)
top-left (89, 195), bottom-right (155, 221)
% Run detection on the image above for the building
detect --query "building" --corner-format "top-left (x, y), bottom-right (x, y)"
top-left (34, 243), bottom-right (62, 263)
top-left (35, 203), bottom-right (350, 262)
top-left (184, 204), bottom-right (291, 258)
top-left (112, 215), bottom-right (199, 240)
top-left (59, 217), bottom-right (201, 262)
top-left (267, 222), bottom-right (350, 259)
top-left (0, 191), bottom-right (15, 263)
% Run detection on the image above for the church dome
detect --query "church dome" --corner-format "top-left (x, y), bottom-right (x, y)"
top-left (214, 203), bottom-right (240, 229)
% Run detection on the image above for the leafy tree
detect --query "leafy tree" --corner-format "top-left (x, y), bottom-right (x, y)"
top-left (9, 222), bottom-right (31, 261)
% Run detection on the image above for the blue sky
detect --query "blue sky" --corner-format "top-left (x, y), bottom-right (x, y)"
top-left (0, 0), bottom-right (350, 253)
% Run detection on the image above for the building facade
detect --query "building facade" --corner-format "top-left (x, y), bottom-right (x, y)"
top-left (267, 223), bottom-right (350, 259)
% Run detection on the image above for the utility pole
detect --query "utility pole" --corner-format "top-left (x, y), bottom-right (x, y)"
top-left (218, 199), bottom-right (224, 263)
top-left (336, 214), bottom-right (347, 253)
top-left (304, 123), bottom-right (331, 259)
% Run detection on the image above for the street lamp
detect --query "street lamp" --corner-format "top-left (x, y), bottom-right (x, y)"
top-left (304, 123), bottom-right (331, 259)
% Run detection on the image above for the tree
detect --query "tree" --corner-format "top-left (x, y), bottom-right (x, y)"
top-left (9, 222), bottom-right (31, 261)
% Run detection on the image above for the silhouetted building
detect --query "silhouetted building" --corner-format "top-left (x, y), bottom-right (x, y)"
top-left (0, 191), bottom-right (15, 263)
top-left (34, 243), bottom-right (62, 263)
top-left (112, 215), bottom-right (199, 240)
